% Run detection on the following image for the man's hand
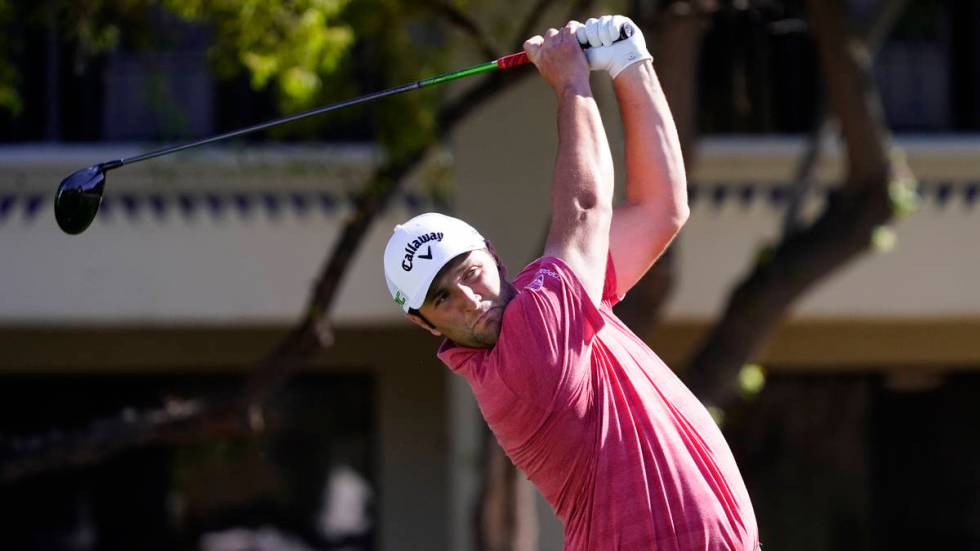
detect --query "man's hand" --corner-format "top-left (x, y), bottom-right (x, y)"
top-left (523, 22), bottom-right (591, 94)
top-left (576, 15), bottom-right (652, 79)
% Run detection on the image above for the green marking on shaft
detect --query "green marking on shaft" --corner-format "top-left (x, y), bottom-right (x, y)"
top-left (420, 60), bottom-right (499, 87)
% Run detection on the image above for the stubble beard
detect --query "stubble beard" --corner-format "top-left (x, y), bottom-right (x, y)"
top-left (468, 281), bottom-right (517, 348)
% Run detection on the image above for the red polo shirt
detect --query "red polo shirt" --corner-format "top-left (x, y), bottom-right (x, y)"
top-left (439, 255), bottom-right (758, 550)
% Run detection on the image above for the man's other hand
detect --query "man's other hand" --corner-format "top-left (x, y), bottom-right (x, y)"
top-left (576, 15), bottom-right (652, 79)
top-left (523, 22), bottom-right (591, 94)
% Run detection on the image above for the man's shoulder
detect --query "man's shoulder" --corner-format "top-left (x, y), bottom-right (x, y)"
top-left (511, 256), bottom-right (545, 286)
top-left (512, 255), bottom-right (574, 290)
top-left (503, 255), bottom-right (601, 341)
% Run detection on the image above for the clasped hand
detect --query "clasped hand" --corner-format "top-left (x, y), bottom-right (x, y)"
top-left (523, 15), bottom-right (652, 90)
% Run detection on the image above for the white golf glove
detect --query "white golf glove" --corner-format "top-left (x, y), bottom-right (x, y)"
top-left (575, 15), bottom-right (652, 79)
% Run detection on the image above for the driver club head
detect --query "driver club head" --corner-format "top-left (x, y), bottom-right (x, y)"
top-left (54, 164), bottom-right (108, 235)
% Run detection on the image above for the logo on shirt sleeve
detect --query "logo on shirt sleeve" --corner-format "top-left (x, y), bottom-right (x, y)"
top-left (525, 268), bottom-right (559, 291)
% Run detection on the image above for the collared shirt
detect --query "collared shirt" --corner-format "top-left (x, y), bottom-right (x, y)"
top-left (439, 255), bottom-right (759, 550)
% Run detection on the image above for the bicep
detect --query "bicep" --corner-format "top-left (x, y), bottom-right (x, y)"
top-left (608, 203), bottom-right (684, 296)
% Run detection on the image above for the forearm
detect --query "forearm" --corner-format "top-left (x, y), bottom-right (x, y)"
top-left (606, 61), bottom-right (689, 295)
top-left (546, 83), bottom-right (614, 301)
top-left (613, 62), bottom-right (688, 223)
top-left (552, 84), bottom-right (614, 218)
top-left (525, 21), bottom-right (614, 303)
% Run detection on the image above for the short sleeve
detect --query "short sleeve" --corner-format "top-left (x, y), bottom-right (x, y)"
top-left (602, 252), bottom-right (621, 307)
top-left (489, 257), bottom-right (605, 412)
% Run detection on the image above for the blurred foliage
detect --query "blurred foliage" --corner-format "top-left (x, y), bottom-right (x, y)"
top-left (708, 363), bottom-right (767, 426)
top-left (871, 224), bottom-right (897, 253)
top-left (707, 404), bottom-right (726, 427)
top-left (162, 0), bottom-right (355, 113)
top-left (738, 363), bottom-right (766, 398)
top-left (0, 0), bottom-right (514, 155)
top-left (53, 0), bottom-right (356, 114)
top-left (888, 177), bottom-right (920, 218)
top-left (339, 0), bottom-right (447, 157)
top-left (886, 148), bottom-right (920, 218)
top-left (57, 1), bottom-right (122, 65)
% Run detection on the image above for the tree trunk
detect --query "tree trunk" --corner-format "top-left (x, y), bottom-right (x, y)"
top-left (475, 434), bottom-right (537, 551)
top-left (683, 0), bottom-right (912, 409)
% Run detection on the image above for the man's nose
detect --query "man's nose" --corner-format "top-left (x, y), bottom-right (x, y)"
top-left (455, 284), bottom-right (481, 310)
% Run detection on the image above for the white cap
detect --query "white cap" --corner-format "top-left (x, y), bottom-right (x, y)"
top-left (383, 212), bottom-right (486, 312)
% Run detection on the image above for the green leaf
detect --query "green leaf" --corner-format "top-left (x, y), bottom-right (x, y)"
top-left (871, 225), bottom-right (897, 253)
top-left (164, 0), bottom-right (355, 111)
top-left (888, 176), bottom-right (920, 218)
top-left (738, 363), bottom-right (766, 398)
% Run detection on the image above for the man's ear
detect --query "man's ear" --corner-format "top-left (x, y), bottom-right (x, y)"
top-left (407, 313), bottom-right (442, 337)
top-left (485, 240), bottom-right (508, 279)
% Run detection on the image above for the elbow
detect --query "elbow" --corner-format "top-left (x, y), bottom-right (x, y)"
top-left (643, 198), bottom-right (688, 236)
top-left (664, 177), bottom-right (691, 233)
top-left (671, 203), bottom-right (690, 233)
top-left (662, 204), bottom-right (689, 241)
top-left (671, 175), bottom-right (691, 231)
top-left (572, 193), bottom-right (613, 226)
top-left (571, 175), bottom-right (614, 217)
top-left (573, 188), bottom-right (611, 212)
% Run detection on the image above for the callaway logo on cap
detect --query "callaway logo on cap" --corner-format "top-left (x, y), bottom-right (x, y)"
top-left (383, 212), bottom-right (487, 312)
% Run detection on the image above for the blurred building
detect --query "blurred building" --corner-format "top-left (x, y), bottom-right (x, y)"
top-left (1, 2), bottom-right (979, 550)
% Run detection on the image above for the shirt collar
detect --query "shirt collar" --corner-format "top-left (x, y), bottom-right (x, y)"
top-left (437, 337), bottom-right (486, 373)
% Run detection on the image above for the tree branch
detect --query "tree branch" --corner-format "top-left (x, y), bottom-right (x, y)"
top-left (809, 0), bottom-right (892, 185)
top-left (0, 1), bottom-right (592, 486)
top-left (683, 0), bottom-right (910, 408)
top-left (511, 0), bottom-right (560, 52)
top-left (441, 0), bottom-right (596, 131)
top-left (0, 398), bottom-right (244, 482)
top-left (782, 0), bottom-right (911, 235)
top-left (422, 0), bottom-right (499, 60)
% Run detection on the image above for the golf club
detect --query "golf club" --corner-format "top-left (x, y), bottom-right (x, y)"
top-left (54, 24), bottom-right (633, 235)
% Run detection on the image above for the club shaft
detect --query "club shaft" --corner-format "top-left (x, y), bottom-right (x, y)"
top-left (117, 60), bottom-right (503, 167)
top-left (112, 24), bottom-right (631, 168)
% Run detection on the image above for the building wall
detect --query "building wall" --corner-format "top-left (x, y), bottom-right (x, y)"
top-left (1, 136), bottom-right (977, 333)
top-left (1, 76), bottom-right (979, 551)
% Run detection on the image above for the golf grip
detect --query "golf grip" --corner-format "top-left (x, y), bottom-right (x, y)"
top-left (496, 23), bottom-right (635, 70)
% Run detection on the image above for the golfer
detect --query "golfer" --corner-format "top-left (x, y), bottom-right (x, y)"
top-left (383, 15), bottom-right (759, 550)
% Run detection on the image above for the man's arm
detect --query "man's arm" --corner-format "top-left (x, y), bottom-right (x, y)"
top-left (608, 60), bottom-right (690, 297)
top-left (524, 23), bottom-right (615, 304)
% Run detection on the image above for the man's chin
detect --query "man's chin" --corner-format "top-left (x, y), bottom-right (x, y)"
top-left (469, 322), bottom-right (501, 349)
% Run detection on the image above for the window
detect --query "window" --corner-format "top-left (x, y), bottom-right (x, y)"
top-left (696, 0), bottom-right (980, 134)
top-left (0, 6), bottom-right (375, 144)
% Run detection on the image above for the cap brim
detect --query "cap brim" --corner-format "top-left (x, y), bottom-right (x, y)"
top-left (404, 244), bottom-right (485, 311)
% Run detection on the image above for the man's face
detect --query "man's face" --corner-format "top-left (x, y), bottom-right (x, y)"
top-left (410, 248), bottom-right (516, 348)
